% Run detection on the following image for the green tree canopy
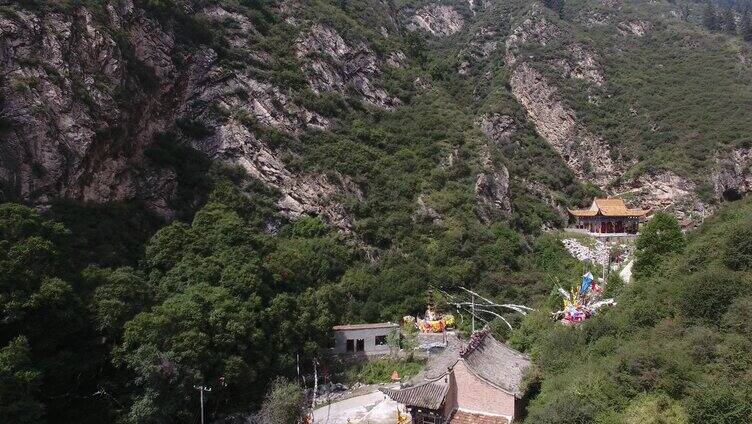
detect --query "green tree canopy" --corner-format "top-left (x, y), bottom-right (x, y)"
top-left (634, 213), bottom-right (685, 280)
top-left (116, 284), bottom-right (267, 422)
top-left (0, 336), bottom-right (44, 424)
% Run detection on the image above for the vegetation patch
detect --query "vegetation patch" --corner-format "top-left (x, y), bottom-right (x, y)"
top-left (344, 358), bottom-right (426, 385)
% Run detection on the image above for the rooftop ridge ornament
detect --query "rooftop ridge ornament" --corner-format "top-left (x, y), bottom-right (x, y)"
top-left (460, 327), bottom-right (490, 357)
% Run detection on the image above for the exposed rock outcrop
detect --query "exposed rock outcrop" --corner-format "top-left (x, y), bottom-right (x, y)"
top-left (0, 4), bottom-right (179, 217)
top-left (387, 51), bottom-right (407, 68)
top-left (295, 24), bottom-right (399, 109)
top-left (474, 149), bottom-right (511, 223)
top-left (614, 172), bottom-right (713, 227)
top-left (414, 195), bottom-right (443, 225)
top-left (213, 120), bottom-right (359, 233)
top-left (503, 4), bottom-right (751, 225)
top-left (509, 64), bottom-right (615, 186)
top-left (183, 48), bottom-right (328, 135)
top-left (506, 6), bottom-right (614, 187)
top-left (714, 146), bottom-right (752, 201)
top-left (456, 26), bottom-right (500, 74)
top-left (477, 113), bottom-right (516, 145)
top-left (0, 3), bottom-right (361, 231)
top-left (475, 168), bottom-right (512, 223)
top-left (181, 48), bottom-right (357, 232)
top-left (552, 44), bottom-right (605, 87)
top-left (506, 6), bottom-right (605, 86)
top-left (608, 149), bottom-right (752, 227)
top-left (409, 4), bottom-right (464, 37)
top-left (617, 20), bottom-right (649, 37)
top-left (464, 27), bottom-right (500, 58)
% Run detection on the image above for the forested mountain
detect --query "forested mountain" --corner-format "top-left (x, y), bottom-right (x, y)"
top-left (0, 0), bottom-right (751, 422)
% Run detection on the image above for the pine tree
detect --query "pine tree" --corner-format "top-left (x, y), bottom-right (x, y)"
top-left (741, 10), bottom-right (752, 41)
top-left (703, 4), bottom-right (719, 31)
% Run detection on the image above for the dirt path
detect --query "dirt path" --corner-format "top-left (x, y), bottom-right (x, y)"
top-left (619, 260), bottom-right (633, 283)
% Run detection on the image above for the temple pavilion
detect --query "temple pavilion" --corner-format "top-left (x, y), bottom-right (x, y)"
top-left (568, 198), bottom-right (648, 234)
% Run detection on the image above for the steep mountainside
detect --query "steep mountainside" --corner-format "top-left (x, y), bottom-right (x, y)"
top-left (2, 0), bottom-right (750, 232)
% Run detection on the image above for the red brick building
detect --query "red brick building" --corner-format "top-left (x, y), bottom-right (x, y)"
top-left (382, 330), bottom-right (530, 423)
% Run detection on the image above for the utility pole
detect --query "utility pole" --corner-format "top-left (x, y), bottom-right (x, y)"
top-left (194, 385), bottom-right (212, 424)
top-left (471, 294), bottom-right (476, 333)
top-left (309, 358), bottom-right (319, 423)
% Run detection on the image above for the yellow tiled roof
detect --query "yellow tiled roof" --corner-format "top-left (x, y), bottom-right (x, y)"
top-left (569, 198), bottom-right (647, 218)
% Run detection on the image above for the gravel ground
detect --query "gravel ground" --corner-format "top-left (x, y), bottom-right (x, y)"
top-left (313, 389), bottom-right (405, 424)
top-left (561, 238), bottom-right (609, 266)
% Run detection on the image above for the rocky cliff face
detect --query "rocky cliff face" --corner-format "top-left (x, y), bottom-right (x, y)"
top-left (0, 3), bottom-right (181, 216)
top-left (508, 63), bottom-right (616, 187)
top-left (2, 0), bottom-right (750, 234)
top-left (714, 147), bottom-right (752, 201)
top-left (613, 172), bottom-right (713, 227)
top-left (475, 161), bottom-right (512, 223)
top-left (616, 148), bottom-right (752, 227)
top-left (477, 113), bottom-right (516, 145)
top-left (295, 24), bottom-right (400, 109)
top-left (0, 1), bottom-right (382, 231)
top-left (408, 4), bottom-right (465, 37)
top-left (505, 6), bottom-right (616, 188)
top-left (175, 25), bottom-right (362, 231)
top-left (502, 3), bottom-right (752, 224)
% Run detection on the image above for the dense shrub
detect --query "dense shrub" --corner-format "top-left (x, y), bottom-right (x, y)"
top-left (634, 213), bottom-right (685, 280)
top-left (680, 269), bottom-right (751, 322)
top-left (723, 223), bottom-right (752, 271)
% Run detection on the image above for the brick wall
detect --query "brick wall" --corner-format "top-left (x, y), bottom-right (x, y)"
top-left (448, 360), bottom-right (516, 420)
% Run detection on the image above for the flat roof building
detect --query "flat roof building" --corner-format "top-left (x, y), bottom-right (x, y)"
top-left (331, 322), bottom-right (399, 356)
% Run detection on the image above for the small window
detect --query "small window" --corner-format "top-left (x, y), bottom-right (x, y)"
top-left (356, 339), bottom-right (365, 352)
top-left (375, 335), bottom-right (387, 346)
top-left (416, 413), bottom-right (442, 424)
top-left (346, 339), bottom-right (355, 352)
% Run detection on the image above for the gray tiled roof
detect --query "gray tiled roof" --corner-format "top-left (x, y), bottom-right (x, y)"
top-left (380, 376), bottom-right (449, 410)
top-left (460, 330), bottom-right (531, 398)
